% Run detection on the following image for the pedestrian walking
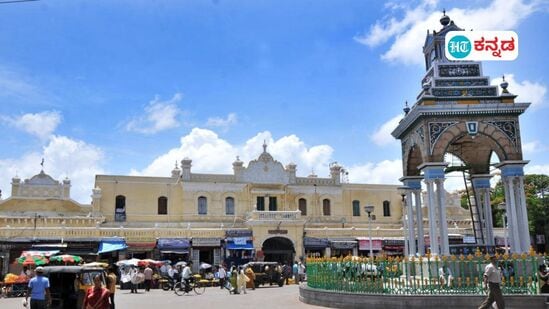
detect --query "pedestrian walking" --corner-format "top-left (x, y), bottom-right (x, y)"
top-left (292, 261), bottom-right (299, 284)
top-left (24, 266), bottom-right (51, 309)
top-left (129, 268), bottom-right (139, 293)
top-left (218, 264), bottom-right (227, 289)
top-left (478, 255), bottom-right (504, 309)
top-left (82, 274), bottom-right (111, 309)
top-left (282, 263), bottom-right (291, 285)
top-left (298, 262), bottom-right (306, 283)
top-left (229, 266), bottom-right (238, 294)
top-left (245, 265), bottom-right (256, 290)
top-left (106, 268), bottom-right (117, 309)
top-left (237, 267), bottom-right (249, 294)
top-left (144, 266), bottom-right (153, 292)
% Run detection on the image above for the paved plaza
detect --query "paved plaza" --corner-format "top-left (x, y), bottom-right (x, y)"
top-left (0, 284), bottom-right (322, 309)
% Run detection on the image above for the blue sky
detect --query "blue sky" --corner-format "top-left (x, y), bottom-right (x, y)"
top-left (0, 0), bottom-right (547, 203)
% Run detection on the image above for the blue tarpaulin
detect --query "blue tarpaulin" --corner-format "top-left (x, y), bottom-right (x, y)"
top-left (97, 238), bottom-right (127, 254)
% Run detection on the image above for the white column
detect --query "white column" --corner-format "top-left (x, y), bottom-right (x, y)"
top-left (504, 177), bottom-right (521, 253)
top-left (516, 176), bottom-right (531, 252)
top-left (436, 179), bottom-right (449, 255)
top-left (474, 191), bottom-right (487, 245)
top-left (414, 190), bottom-right (425, 255)
top-left (425, 179), bottom-right (439, 255)
top-left (483, 188), bottom-right (495, 246)
top-left (406, 191), bottom-right (416, 256)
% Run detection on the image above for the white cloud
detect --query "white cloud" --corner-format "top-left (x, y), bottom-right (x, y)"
top-left (355, 0), bottom-right (540, 65)
top-left (125, 93), bottom-right (182, 134)
top-left (0, 135), bottom-right (104, 203)
top-left (521, 140), bottom-right (546, 154)
top-left (525, 164), bottom-right (549, 175)
top-left (491, 74), bottom-right (547, 108)
top-left (346, 160), bottom-right (402, 185)
top-left (0, 67), bottom-right (49, 104)
top-left (206, 113), bottom-right (238, 131)
top-left (132, 128), bottom-right (335, 178)
top-left (371, 114), bottom-right (402, 146)
top-left (1, 111), bottom-right (61, 140)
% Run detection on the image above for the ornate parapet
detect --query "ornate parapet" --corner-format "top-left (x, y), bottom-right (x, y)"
top-left (248, 210), bottom-right (301, 221)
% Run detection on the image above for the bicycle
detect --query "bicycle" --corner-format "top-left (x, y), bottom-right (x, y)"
top-left (174, 277), bottom-right (205, 296)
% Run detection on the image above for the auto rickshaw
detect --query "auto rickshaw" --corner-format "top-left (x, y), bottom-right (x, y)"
top-left (41, 266), bottom-right (107, 309)
top-left (245, 262), bottom-right (284, 287)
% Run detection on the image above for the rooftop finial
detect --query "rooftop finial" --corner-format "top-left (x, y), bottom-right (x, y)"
top-left (174, 160), bottom-right (179, 169)
top-left (440, 9), bottom-right (450, 26)
top-left (262, 140), bottom-right (267, 153)
top-left (500, 75), bottom-right (509, 94)
top-left (403, 101), bottom-right (410, 115)
top-left (40, 158), bottom-right (44, 171)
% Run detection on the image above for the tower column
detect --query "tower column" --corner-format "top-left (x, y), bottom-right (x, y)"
top-left (419, 163), bottom-right (448, 256)
top-left (406, 191), bottom-right (416, 256)
top-left (414, 190), bottom-right (425, 255)
top-left (496, 161), bottom-right (530, 253)
top-left (400, 176), bottom-right (423, 256)
top-left (425, 179), bottom-right (439, 255)
top-left (435, 178), bottom-right (450, 255)
top-left (471, 175), bottom-right (494, 246)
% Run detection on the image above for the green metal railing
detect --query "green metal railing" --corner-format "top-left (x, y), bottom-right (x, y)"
top-left (306, 250), bottom-right (544, 295)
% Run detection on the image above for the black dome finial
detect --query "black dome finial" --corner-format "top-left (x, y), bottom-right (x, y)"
top-left (440, 9), bottom-right (450, 26)
top-left (403, 101), bottom-right (410, 115)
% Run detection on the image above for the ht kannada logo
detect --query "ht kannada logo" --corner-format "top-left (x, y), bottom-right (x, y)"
top-left (447, 35), bottom-right (471, 59)
top-left (445, 31), bottom-right (518, 61)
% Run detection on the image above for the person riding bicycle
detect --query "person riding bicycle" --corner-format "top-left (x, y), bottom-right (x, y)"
top-left (182, 261), bottom-right (193, 293)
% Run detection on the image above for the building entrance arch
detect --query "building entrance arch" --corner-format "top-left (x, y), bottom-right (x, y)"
top-left (262, 237), bottom-right (295, 265)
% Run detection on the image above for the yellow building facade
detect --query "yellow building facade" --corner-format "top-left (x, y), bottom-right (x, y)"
top-left (1, 145), bottom-right (473, 274)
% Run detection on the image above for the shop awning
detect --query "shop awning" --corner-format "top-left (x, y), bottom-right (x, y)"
top-left (226, 239), bottom-right (254, 250)
top-left (157, 238), bottom-right (190, 254)
top-left (357, 238), bottom-right (383, 251)
top-left (303, 237), bottom-right (329, 249)
top-left (98, 238), bottom-right (128, 254)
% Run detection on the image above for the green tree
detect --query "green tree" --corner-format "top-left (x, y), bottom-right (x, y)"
top-left (524, 174), bottom-right (549, 251)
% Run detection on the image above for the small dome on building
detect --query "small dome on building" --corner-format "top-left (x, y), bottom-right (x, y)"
top-left (440, 10), bottom-right (450, 26)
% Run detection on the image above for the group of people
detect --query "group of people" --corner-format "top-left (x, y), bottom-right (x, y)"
top-left (24, 266), bottom-right (118, 309)
top-left (22, 259), bottom-right (307, 308)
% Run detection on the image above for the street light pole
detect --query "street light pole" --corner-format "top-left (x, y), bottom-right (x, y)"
top-left (364, 205), bottom-right (375, 259)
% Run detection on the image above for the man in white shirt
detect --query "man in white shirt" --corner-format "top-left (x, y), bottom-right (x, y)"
top-left (478, 255), bottom-right (504, 309)
top-left (298, 262), bottom-right (306, 283)
top-left (439, 264), bottom-right (454, 288)
top-left (182, 261), bottom-right (193, 292)
top-left (218, 264), bottom-right (227, 289)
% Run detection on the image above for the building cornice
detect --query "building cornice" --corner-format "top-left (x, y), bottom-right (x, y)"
top-left (391, 102), bottom-right (530, 138)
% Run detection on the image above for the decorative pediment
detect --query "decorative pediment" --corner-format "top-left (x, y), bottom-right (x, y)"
top-left (241, 157), bottom-right (289, 184)
top-left (239, 142), bottom-right (290, 184)
top-left (25, 170), bottom-right (59, 186)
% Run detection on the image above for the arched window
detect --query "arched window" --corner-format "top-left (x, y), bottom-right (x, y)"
top-left (322, 199), bottom-right (331, 216)
top-left (225, 197), bottom-right (235, 215)
top-left (352, 200), bottom-right (360, 217)
top-left (158, 196), bottom-right (168, 215)
top-left (198, 196), bottom-right (207, 215)
top-left (383, 200), bottom-right (391, 217)
top-left (115, 195), bottom-right (126, 222)
top-left (298, 198), bottom-right (307, 216)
